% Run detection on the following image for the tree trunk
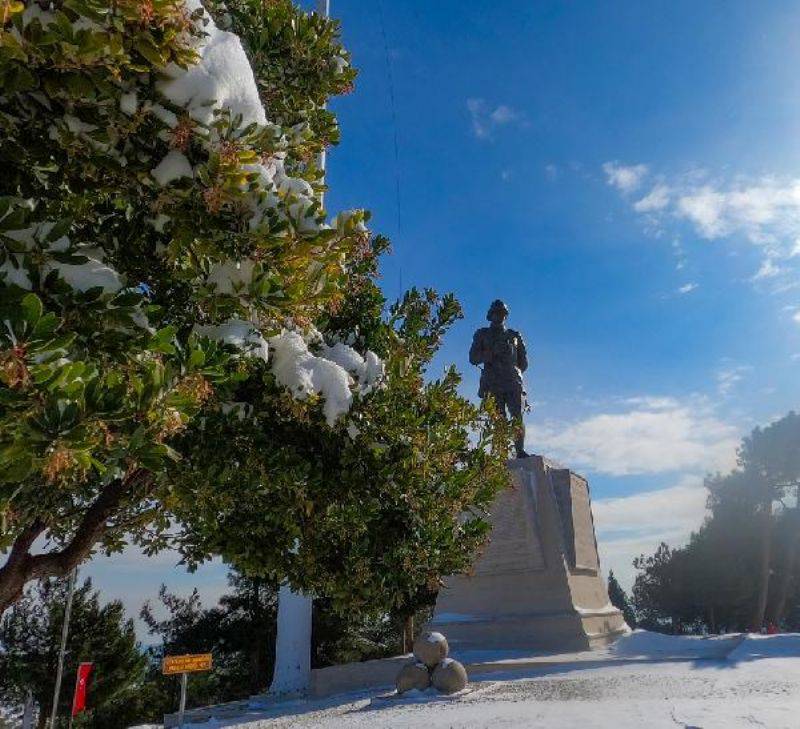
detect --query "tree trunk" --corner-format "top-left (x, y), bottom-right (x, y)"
top-left (248, 578), bottom-right (267, 695)
top-left (0, 519), bottom-right (46, 617)
top-left (0, 470), bottom-right (149, 616)
top-left (708, 605), bottom-right (717, 635)
top-left (402, 615), bottom-right (414, 654)
top-left (750, 500), bottom-right (774, 632)
top-left (768, 514), bottom-right (800, 626)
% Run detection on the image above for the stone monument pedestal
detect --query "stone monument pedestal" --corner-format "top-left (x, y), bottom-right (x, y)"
top-left (429, 455), bottom-right (627, 653)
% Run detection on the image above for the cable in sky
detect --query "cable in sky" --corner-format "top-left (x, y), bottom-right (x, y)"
top-left (376, 0), bottom-right (403, 242)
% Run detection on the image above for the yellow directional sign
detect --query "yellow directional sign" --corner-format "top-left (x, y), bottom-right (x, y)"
top-left (162, 653), bottom-right (213, 676)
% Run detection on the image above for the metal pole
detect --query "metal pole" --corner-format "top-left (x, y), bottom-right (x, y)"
top-left (316, 0), bottom-right (329, 204)
top-left (178, 672), bottom-right (188, 728)
top-left (21, 690), bottom-right (34, 729)
top-left (49, 567), bottom-right (77, 729)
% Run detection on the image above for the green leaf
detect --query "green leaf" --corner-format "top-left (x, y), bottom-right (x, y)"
top-left (147, 326), bottom-right (177, 355)
top-left (20, 293), bottom-right (43, 327)
top-left (134, 39), bottom-right (164, 67)
top-left (188, 349), bottom-right (206, 368)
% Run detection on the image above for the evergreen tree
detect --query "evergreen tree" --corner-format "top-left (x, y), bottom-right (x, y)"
top-left (133, 568), bottom-right (424, 723)
top-left (631, 412), bottom-right (800, 634)
top-left (0, 577), bottom-right (145, 728)
top-left (734, 412), bottom-right (800, 629)
top-left (139, 571), bottom-right (278, 711)
top-left (1, 0), bottom-right (509, 627)
top-left (607, 570), bottom-right (636, 629)
top-left (168, 244), bottom-right (511, 617)
top-left (0, 0), bottom-right (366, 613)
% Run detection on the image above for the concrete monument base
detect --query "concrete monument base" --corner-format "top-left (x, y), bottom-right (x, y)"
top-left (429, 455), bottom-right (627, 653)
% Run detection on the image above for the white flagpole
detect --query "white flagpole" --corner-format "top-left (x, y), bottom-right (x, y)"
top-left (49, 567), bottom-right (77, 728)
top-left (267, 0), bottom-right (330, 699)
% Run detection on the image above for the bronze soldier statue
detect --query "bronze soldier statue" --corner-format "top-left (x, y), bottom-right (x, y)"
top-left (469, 299), bottom-right (529, 458)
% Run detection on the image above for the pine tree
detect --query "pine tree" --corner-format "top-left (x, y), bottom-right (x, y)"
top-left (0, 577), bottom-right (145, 729)
top-left (139, 571), bottom-right (279, 708)
top-left (629, 413), bottom-right (800, 635)
top-left (607, 569), bottom-right (637, 629)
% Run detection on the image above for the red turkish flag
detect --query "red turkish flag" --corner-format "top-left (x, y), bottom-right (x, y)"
top-left (71, 662), bottom-right (93, 716)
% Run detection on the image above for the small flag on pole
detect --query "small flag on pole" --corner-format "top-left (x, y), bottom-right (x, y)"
top-left (71, 662), bottom-right (93, 717)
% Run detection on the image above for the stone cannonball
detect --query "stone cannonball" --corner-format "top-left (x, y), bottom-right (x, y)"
top-left (431, 658), bottom-right (468, 695)
top-left (395, 661), bottom-right (431, 694)
top-left (412, 631), bottom-right (449, 668)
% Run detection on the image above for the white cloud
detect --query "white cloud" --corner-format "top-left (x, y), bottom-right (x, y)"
top-left (691, 179), bottom-right (800, 239)
top-left (634, 184), bottom-right (671, 213)
top-left (544, 163), bottom-right (559, 180)
top-left (466, 98), bottom-right (525, 140)
top-left (489, 105), bottom-right (520, 124)
top-left (603, 161), bottom-right (648, 193)
top-left (716, 364), bottom-right (751, 396)
top-left (526, 396), bottom-right (738, 476)
top-left (676, 186), bottom-right (727, 237)
top-left (619, 172), bottom-right (800, 255)
top-left (677, 282), bottom-right (698, 294)
top-left (794, 310), bottom-right (800, 324)
top-left (606, 168), bottom-right (800, 296)
top-left (594, 475), bottom-right (705, 536)
top-left (500, 169), bottom-right (512, 182)
top-left (753, 258), bottom-right (782, 280)
top-left (671, 238), bottom-right (687, 271)
top-left (622, 396), bottom-right (678, 410)
top-left (594, 475), bottom-right (707, 590)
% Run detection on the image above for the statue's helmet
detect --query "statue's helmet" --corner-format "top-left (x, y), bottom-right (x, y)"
top-left (486, 299), bottom-right (509, 321)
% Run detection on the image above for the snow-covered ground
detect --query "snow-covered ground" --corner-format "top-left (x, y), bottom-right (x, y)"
top-left (176, 632), bottom-right (800, 729)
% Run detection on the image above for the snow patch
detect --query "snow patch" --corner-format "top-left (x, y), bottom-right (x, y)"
top-left (151, 150), bottom-right (193, 186)
top-left (44, 258), bottom-right (124, 294)
top-left (269, 330), bottom-right (354, 426)
top-left (194, 319), bottom-right (268, 361)
top-left (206, 259), bottom-right (255, 295)
top-left (119, 91), bottom-right (138, 116)
top-left (158, 0), bottom-right (267, 129)
top-left (611, 629), bottom-right (740, 658)
top-left (0, 256), bottom-right (32, 289)
top-left (727, 633), bottom-right (800, 663)
top-left (426, 631), bottom-right (447, 645)
top-left (321, 341), bottom-right (384, 393)
top-left (268, 330), bottom-right (383, 426)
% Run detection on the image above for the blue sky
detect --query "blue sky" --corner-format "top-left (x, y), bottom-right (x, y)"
top-left (86, 0), bottom-right (800, 631)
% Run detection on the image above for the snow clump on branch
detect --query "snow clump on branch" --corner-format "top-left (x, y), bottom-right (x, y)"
top-left (158, 0), bottom-right (267, 129)
top-left (193, 319), bottom-right (269, 361)
top-left (269, 330), bottom-right (384, 426)
top-left (191, 322), bottom-right (384, 425)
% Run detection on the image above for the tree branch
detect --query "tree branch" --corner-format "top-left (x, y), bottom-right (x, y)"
top-left (0, 468), bottom-right (152, 616)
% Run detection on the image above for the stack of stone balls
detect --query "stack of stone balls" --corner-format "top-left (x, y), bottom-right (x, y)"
top-left (395, 631), bottom-right (468, 695)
